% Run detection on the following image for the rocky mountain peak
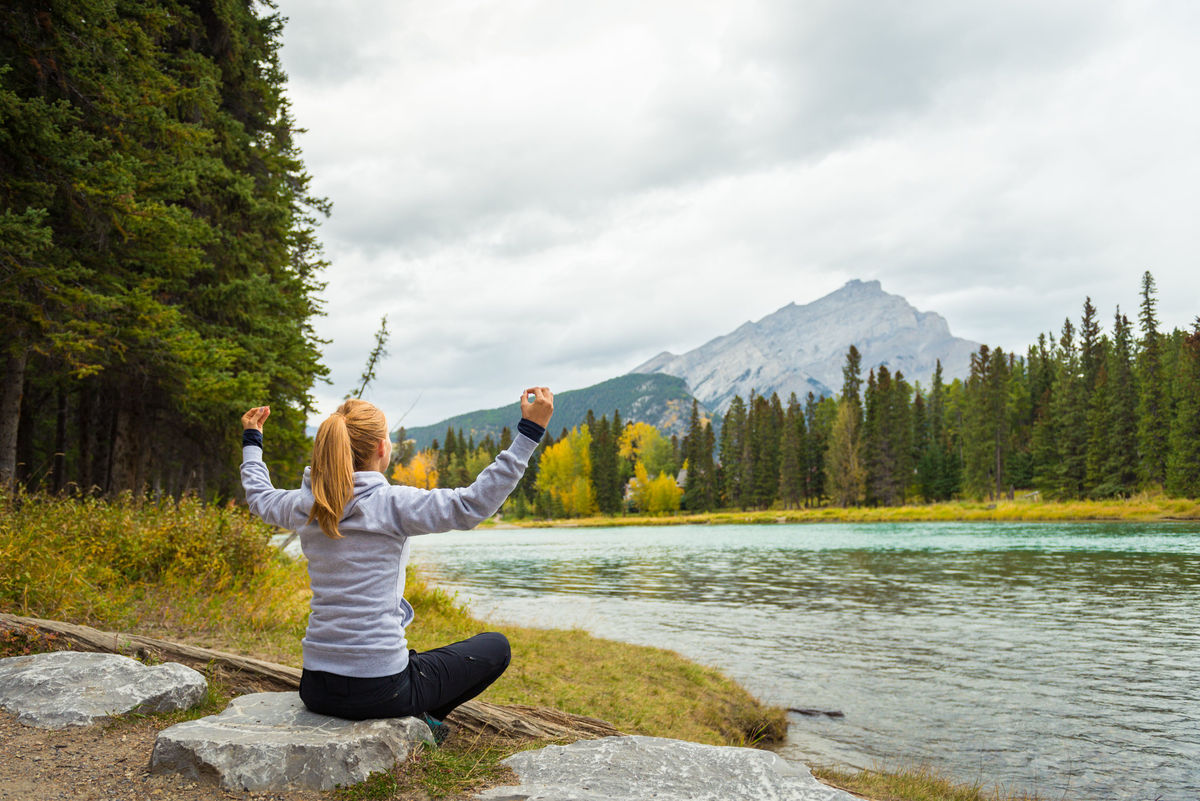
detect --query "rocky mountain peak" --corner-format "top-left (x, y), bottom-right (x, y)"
top-left (630, 280), bottom-right (979, 413)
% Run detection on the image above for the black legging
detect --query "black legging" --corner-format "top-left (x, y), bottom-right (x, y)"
top-left (299, 632), bottom-right (511, 722)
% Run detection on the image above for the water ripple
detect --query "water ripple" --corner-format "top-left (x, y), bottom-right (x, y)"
top-left (411, 521), bottom-right (1200, 800)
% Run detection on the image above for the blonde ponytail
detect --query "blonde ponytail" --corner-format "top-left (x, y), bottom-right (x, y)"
top-left (308, 399), bottom-right (388, 538)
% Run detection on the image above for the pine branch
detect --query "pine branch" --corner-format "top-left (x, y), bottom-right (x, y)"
top-left (350, 314), bottom-right (390, 398)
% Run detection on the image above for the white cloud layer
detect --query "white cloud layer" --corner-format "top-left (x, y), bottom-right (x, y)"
top-left (278, 0), bottom-right (1200, 428)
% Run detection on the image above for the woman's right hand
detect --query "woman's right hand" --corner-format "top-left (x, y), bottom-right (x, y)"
top-left (521, 387), bottom-right (554, 427)
top-left (242, 406), bottom-right (271, 431)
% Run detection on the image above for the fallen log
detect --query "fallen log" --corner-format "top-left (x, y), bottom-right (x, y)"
top-left (0, 612), bottom-right (300, 690)
top-left (0, 612), bottom-right (621, 741)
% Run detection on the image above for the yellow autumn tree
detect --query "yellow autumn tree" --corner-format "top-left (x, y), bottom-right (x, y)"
top-left (392, 449), bottom-right (439, 490)
top-left (618, 421), bottom-right (676, 477)
top-left (628, 461), bottom-right (682, 514)
top-left (536, 425), bottom-right (595, 517)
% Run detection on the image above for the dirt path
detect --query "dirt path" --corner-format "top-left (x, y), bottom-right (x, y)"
top-left (0, 711), bottom-right (324, 801)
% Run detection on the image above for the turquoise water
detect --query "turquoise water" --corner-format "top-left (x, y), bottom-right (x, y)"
top-left (408, 522), bottom-right (1200, 800)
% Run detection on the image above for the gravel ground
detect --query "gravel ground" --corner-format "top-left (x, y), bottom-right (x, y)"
top-left (0, 710), bottom-right (325, 801)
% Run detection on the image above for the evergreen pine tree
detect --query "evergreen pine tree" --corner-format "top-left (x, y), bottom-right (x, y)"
top-left (702, 419), bottom-right (717, 507)
top-left (889, 371), bottom-right (914, 504)
top-left (1166, 320), bottom-right (1200, 497)
top-left (610, 409), bottom-right (628, 492)
top-left (589, 412), bottom-right (621, 514)
top-left (802, 393), bottom-right (820, 505)
top-left (778, 394), bottom-right (803, 509)
top-left (842, 345), bottom-right (864, 410)
top-left (682, 400), bottom-right (716, 511)
top-left (962, 346), bottom-right (992, 497)
top-left (746, 394), bottom-right (782, 508)
top-left (1084, 350), bottom-right (1117, 496)
top-left (439, 427), bottom-right (457, 479)
top-left (863, 368), bottom-right (888, 505)
top-left (719, 395), bottom-right (748, 507)
top-left (911, 388), bottom-right (932, 500)
top-left (1005, 353), bottom-right (1034, 490)
top-left (1051, 320), bottom-right (1087, 497)
top-left (1080, 297), bottom-right (1102, 392)
top-left (1030, 333), bottom-right (1059, 495)
top-left (917, 361), bottom-right (953, 501)
top-left (0, 1), bottom-right (328, 493)
top-left (985, 349), bottom-right (1012, 499)
top-left (1104, 310), bottom-right (1139, 494)
top-left (1137, 271), bottom-right (1169, 486)
top-left (737, 393), bottom-right (758, 509)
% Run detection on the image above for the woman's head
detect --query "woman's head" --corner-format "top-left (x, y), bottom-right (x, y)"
top-left (309, 399), bottom-right (389, 538)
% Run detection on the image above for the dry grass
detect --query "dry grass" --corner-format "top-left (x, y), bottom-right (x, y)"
top-left (0, 491), bottom-right (785, 749)
top-left (814, 764), bottom-right (1047, 801)
top-left (495, 490), bottom-right (1200, 528)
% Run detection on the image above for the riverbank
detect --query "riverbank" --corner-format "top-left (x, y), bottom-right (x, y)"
top-left (0, 493), bottom-right (1043, 799)
top-left (492, 491), bottom-right (1200, 528)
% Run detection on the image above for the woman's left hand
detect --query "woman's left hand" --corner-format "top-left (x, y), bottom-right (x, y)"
top-left (242, 406), bottom-right (271, 431)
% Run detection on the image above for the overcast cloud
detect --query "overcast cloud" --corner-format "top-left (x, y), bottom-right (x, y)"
top-left (277, 0), bottom-right (1200, 428)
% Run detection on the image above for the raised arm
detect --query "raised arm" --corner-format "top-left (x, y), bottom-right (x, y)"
top-left (390, 387), bottom-right (553, 535)
top-left (239, 405), bottom-right (308, 530)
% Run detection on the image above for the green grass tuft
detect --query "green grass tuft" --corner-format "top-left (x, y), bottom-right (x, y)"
top-left (332, 735), bottom-right (521, 800)
top-left (814, 763), bottom-right (1045, 801)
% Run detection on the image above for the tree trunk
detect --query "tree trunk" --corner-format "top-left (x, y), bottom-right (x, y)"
top-left (53, 385), bottom-right (67, 493)
top-left (994, 435), bottom-right (1002, 501)
top-left (109, 398), bottom-right (140, 494)
top-left (97, 393), bottom-right (118, 494)
top-left (76, 386), bottom-right (92, 491)
top-left (15, 365), bottom-right (37, 487)
top-left (0, 347), bottom-right (28, 489)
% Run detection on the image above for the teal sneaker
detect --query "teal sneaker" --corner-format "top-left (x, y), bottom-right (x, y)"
top-left (423, 713), bottom-right (451, 745)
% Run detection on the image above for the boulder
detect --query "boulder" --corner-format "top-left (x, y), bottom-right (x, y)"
top-left (475, 735), bottom-right (858, 801)
top-left (150, 692), bottom-right (433, 791)
top-left (0, 650), bottom-right (207, 729)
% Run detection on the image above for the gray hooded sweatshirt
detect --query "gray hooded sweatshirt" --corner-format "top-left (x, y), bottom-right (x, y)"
top-left (240, 433), bottom-right (538, 678)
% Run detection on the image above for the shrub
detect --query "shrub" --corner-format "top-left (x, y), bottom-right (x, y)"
top-left (0, 489), bottom-right (281, 622)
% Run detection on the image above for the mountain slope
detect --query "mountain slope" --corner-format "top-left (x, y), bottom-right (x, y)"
top-left (401, 374), bottom-right (702, 450)
top-left (632, 279), bottom-right (980, 412)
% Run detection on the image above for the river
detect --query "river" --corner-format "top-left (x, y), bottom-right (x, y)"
top-left (408, 521), bottom-right (1200, 801)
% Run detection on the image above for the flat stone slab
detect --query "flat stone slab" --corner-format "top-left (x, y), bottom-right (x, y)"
top-left (475, 735), bottom-right (858, 801)
top-left (0, 651), bottom-right (207, 729)
top-left (150, 692), bottom-right (433, 791)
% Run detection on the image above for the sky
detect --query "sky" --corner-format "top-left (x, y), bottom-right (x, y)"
top-left (277, 0), bottom-right (1200, 429)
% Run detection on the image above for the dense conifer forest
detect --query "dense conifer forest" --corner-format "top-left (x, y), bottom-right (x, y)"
top-left (407, 273), bottom-right (1200, 515)
top-left (1, 1), bottom-right (328, 497)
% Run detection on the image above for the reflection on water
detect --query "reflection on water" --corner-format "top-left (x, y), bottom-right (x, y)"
top-left (409, 522), bottom-right (1200, 801)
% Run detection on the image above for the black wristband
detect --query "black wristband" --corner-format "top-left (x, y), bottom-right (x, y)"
top-left (243, 429), bottom-right (263, 448)
top-left (517, 418), bottom-right (546, 443)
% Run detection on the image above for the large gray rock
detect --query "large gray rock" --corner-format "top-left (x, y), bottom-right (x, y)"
top-left (0, 650), bottom-right (207, 729)
top-left (475, 735), bottom-right (858, 801)
top-left (150, 692), bottom-right (433, 791)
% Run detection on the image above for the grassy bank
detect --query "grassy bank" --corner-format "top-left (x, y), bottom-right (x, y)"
top-left (1, 492), bottom-right (1052, 800)
top-left (813, 765), bottom-right (1041, 801)
top-left (495, 491), bottom-right (1200, 528)
top-left (0, 490), bottom-right (784, 748)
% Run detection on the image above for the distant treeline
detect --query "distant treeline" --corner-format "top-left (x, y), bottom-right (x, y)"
top-left (699, 272), bottom-right (1200, 509)
top-left (397, 272), bottom-right (1200, 514)
top-left (1, 2), bottom-right (327, 497)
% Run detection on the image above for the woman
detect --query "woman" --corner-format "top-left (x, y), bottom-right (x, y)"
top-left (239, 387), bottom-right (553, 743)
